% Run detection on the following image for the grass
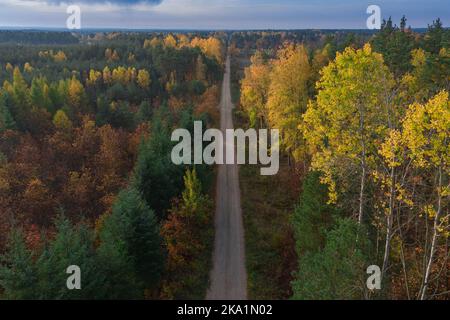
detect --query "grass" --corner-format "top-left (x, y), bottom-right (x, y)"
top-left (230, 50), bottom-right (298, 299)
top-left (240, 162), bottom-right (298, 299)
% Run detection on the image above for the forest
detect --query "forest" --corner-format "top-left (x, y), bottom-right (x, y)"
top-left (0, 16), bottom-right (449, 300)
top-left (0, 31), bottom-right (224, 299)
top-left (235, 17), bottom-right (449, 300)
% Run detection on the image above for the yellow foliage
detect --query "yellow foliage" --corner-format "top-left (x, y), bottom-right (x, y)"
top-left (67, 76), bottom-right (85, 109)
top-left (240, 51), bottom-right (271, 128)
top-left (303, 44), bottom-right (395, 204)
top-left (163, 34), bottom-right (177, 48)
top-left (267, 43), bottom-right (310, 160)
top-left (103, 66), bottom-right (112, 84)
top-left (24, 62), bottom-right (33, 73)
top-left (5, 62), bottom-right (13, 73)
top-left (53, 50), bottom-right (67, 62)
top-left (402, 91), bottom-right (450, 168)
top-left (53, 109), bottom-right (72, 131)
top-left (137, 69), bottom-right (151, 89)
top-left (190, 37), bottom-right (224, 64)
top-left (87, 69), bottom-right (102, 86)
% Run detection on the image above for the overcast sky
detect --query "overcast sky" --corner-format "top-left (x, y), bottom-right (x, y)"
top-left (0, 0), bottom-right (448, 29)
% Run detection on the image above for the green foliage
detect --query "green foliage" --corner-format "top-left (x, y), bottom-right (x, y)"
top-left (135, 100), bottom-right (152, 124)
top-left (0, 202), bottom-right (163, 300)
top-left (293, 171), bottom-right (337, 255)
top-left (161, 168), bottom-right (213, 299)
top-left (30, 77), bottom-right (53, 113)
top-left (371, 17), bottom-right (416, 75)
top-left (0, 230), bottom-right (37, 299)
top-left (239, 164), bottom-right (297, 299)
top-left (0, 217), bottom-right (102, 299)
top-left (98, 187), bottom-right (164, 295)
top-left (292, 172), bottom-right (371, 300)
top-left (292, 218), bottom-right (371, 300)
top-left (0, 95), bottom-right (16, 132)
top-left (132, 110), bottom-right (184, 219)
top-left (423, 18), bottom-right (448, 54)
top-left (34, 217), bottom-right (101, 299)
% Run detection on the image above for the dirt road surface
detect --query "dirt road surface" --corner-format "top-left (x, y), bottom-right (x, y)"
top-left (206, 55), bottom-right (248, 300)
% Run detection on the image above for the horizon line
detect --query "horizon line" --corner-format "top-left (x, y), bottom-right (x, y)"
top-left (0, 26), bottom-right (434, 32)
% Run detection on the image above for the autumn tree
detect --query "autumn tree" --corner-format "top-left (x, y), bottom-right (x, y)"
top-left (164, 34), bottom-right (178, 48)
top-left (401, 91), bottom-right (449, 299)
top-left (102, 66), bottom-right (112, 85)
top-left (87, 69), bottom-right (102, 87)
top-left (161, 168), bottom-right (213, 299)
top-left (23, 62), bottom-right (33, 74)
top-left (240, 51), bottom-right (271, 128)
top-left (52, 109), bottom-right (72, 131)
top-left (53, 50), bottom-right (67, 62)
top-left (191, 37), bottom-right (224, 64)
top-left (67, 76), bottom-right (87, 115)
top-left (267, 43), bottom-right (310, 161)
top-left (303, 44), bottom-right (395, 224)
top-left (309, 44), bottom-right (331, 95)
top-left (136, 69), bottom-right (151, 89)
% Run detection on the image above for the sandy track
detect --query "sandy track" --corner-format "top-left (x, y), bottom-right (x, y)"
top-left (206, 55), bottom-right (247, 300)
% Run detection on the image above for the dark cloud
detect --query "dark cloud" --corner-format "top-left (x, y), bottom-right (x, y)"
top-left (45, 0), bottom-right (163, 6)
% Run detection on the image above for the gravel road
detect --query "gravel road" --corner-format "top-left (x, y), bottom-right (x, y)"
top-left (206, 54), bottom-right (247, 300)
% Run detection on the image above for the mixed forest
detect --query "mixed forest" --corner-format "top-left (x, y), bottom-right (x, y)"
top-left (0, 17), bottom-right (449, 300)
top-left (0, 31), bottom-right (224, 299)
top-left (235, 17), bottom-right (449, 300)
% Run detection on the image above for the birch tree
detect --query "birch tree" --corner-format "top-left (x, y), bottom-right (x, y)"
top-left (267, 43), bottom-right (310, 161)
top-left (401, 91), bottom-right (449, 299)
top-left (303, 44), bottom-right (394, 224)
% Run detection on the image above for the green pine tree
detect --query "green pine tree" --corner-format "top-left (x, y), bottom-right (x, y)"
top-left (132, 110), bottom-right (184, 219)
top-left (98, 187), bottom-right (164, 296)
top-left (0, 230), bottom-right (37, 299)
top-left (292, 218), bottom-right (372, 300)
top-left (0, 95), bottom-right (16, 132)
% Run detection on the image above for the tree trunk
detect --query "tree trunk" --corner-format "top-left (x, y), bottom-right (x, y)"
top-left (420, 164), bottom-right (443, 300)
top-left (382, 167), bottom-right (396, 281)
top-left (358, 106), bottom-right (367, 225)
top-left (358, 160), bottom-right (366, 224)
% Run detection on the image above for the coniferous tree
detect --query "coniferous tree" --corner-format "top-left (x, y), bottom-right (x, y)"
top-left (132, 110), bottom-right (184, 219)
top-left (0, 230), bottom-right (37, 300)
top-left (98, 187), bottom-right (164, 296)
